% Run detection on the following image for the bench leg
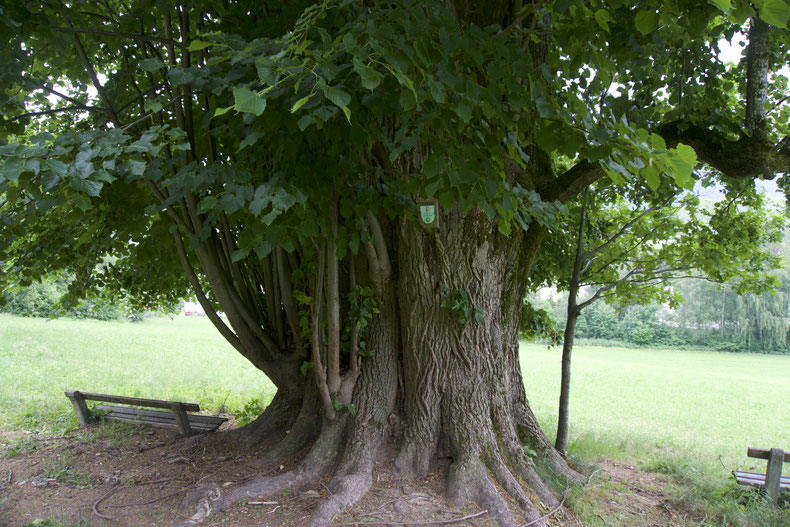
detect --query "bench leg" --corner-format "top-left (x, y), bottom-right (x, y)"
top-left (766, 448), bottom-right (784, 508)
top-left (67, 391), bottom-right (91, 426)
top-left (170, 402), bottom-right (193, 435)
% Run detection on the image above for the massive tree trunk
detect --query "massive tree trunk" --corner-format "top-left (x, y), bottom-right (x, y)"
top-left (395, 211), bottom-right (568, 525)
top-left (179, 206), bottom-right (581, 527)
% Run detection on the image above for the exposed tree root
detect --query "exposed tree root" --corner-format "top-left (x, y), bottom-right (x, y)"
top-left (221, 389), bottom-right (301, 450)
top-left (250, 400), bottom-right (321, 468)
top-left (177, 416), bottom-right (347, 525)
top-left (448, 457), bottom-right (533, 527)
top-left (307, 279), bottom-right (400, 527)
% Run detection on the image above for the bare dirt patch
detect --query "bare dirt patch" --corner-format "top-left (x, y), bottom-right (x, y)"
top-left (1, 423), bottom-right (696, 527)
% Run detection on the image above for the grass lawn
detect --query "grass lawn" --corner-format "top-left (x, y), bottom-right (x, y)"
top-left (0, 314), bottom-right (274, 432)
top-left (521, 342), bottom-right (790, 483)
top-left (1, 315), bottom-right (788, 524)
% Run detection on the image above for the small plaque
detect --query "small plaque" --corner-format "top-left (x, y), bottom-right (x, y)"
top-left (417, 200), bottom-right (438, 229)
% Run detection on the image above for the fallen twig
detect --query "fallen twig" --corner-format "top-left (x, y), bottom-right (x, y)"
top-left (92, 460), bottom-right (157, 520)
top-left (135, 476), bottom-right (175, 486)
top-left (104, 488), bottom-right (186, 508)
top-left (92, 484), bottom-right (121, 520)
top-left (248, 501), bottom-right (279, 506)
top-left (139, 441), bottom-right (166, 452)
top-left (329, 509), bottom-right (488, 526)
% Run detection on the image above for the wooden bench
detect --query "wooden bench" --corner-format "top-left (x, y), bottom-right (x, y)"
top-left (65, 390), bottom-right (227, 436)
top-left (734, 447), bottom-right (789, 508)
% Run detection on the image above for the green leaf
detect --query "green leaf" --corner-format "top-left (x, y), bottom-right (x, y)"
top-left (291, 95), bottom-right (312, 113)
top-left (139, 58), bottom-right (164, 72)
top-left (297, 115), bottom-right (314, 131)
top-left (428, 80), bottom-right (446, 103)
top-left (255, 57), bottom-right (276, 85)
top-left (535, 123), bottom-right (564, 153)
top-left (300, 361), bottom-right (313, 377)
top-left (72, 193), bottom-right (92, 211)
top-left (0, 158), bottom-right (23, 181)
top-left (144, 99), bottom-right (163, 113)
top-left (755, 0), bottom-right (790, 27)
top-left (341, 105), bottom-right (352, 123)
top-left (187, 39), bottom-right (210, 51)
top-left (43, 159), bottom-right (67, 178)
top-left (353, 57), bottom-right (382, 90)
top-left (400, 89), bottom-right (417, 111)
top-left (635, 10), bottom-right (659, 34)
top-left (668, 158), bottom-right (694, 188)
top-left (708, 0), bottom-right (732, 12)
top-left (167, 67), bottom-right (197, 86)
top-left (124, 158), bottom-right (146, 177)
top-left (594, 9), bottom-right (612, 31)
top-left (319, 82), bottom-right (351, 110)
top-left (239, 131), bottom-right (263, 151)
top-left (535, 97), bottom-right (555, 118)
top-left (438, 190), bottom-right (455, 210)
top-left (675, 143), bottom-right (697, 165)
top-left (641, 165), bottom-right (660, 190)
top-left (453, 101), bottom-right (473, 122)
top-left (70, 178), bottom-right (103, 197)
top-left (650, 133), bottom-right (667, 151)
top-left (233, 86), bottom-right (267, 116)
top-left (213, 106), bottom-right (233, 118)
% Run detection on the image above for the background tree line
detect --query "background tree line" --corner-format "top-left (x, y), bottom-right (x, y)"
top-left (538, 262), bottom-right (790, 354)
top-left (0, 274), bottom-right (141, 321)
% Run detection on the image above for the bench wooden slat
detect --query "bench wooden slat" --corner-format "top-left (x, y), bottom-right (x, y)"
top-left (64, 390), bottom-right (200, 412)
top-left (102, 413), bottom-right (220, 432)
top-left (736, 447), bottom-right (790, 510)
top-left (95, 404), bottom-right (227, 429)
top-left (747, 447), bottom-right (790, 463)
top-left (64, 390), bottom-right (223, 435)
top-left (735, 471), bottom-right (790, 485)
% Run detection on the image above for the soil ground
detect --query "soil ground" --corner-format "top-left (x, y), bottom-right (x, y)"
top-left (0, 420), bottom-right (702, 527)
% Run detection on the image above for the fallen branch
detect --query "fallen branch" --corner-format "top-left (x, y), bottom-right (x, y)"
top-left (139, 441), bottom-right (167, 452)
top-left (105, 488), bottom-right (186, 508)
top-left (92, 483), bottom-right (121, 520)
top-left (329, 509), bottom-right (488, 526)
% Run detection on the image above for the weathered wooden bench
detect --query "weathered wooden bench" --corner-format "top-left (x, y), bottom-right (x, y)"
top-left (734, 447), bottom-right (789, 508)
top-left (65, 390), bottom-right (227, 436)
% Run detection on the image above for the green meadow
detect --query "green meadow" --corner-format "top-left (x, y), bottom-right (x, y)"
top-left (0, 314), bottom-right (274, 431)
top-left (1, 314), bottom-right (789, 523)
top-left (520, 343), bottom-right (790, 475)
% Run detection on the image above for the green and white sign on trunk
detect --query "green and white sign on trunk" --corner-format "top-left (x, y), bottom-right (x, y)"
top-left (417, 200), bottom-right (438, 229)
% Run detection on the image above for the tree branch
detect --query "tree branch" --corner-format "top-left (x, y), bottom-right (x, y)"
top-left (7, 106), bottom-right (105, 122)
top-left (51, 26), bottom-right (188, 49)
top-left (326, 204), bottom-right (342, 395)
top-left (538, 160), bottom-right (605, 204)
top-left (277, 247), bottom-right (305, 353)
top-left (583, 196), bottom-right (675, 262)
top-left (745, 16), bottom-right (770, 140)
top-left (171, 230), bottom-right (244, 354)
top-left (311, 240), bottom-right (336, 420)
top-left (60, 13), bottom-right (121, 127)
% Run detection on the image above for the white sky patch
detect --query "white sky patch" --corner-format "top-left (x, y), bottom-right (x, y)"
top-left (718, 34), bottom-right (747, 65)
